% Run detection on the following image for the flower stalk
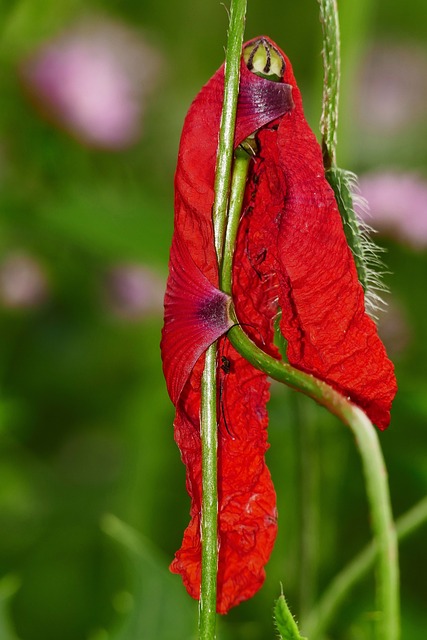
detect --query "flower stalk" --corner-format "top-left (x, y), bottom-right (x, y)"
top-left (199, 344), bottom-right (219, 638)
top-left (212, 0), bottom-right (248, 264)
top-left (199, 0), bottom-right (247, 636)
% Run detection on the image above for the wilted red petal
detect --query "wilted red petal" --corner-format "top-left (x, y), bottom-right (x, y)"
top-left (170, 340), bottom-right (277, 614)
top-left (163, 42), bottom-right (294, 613)
top-left (161, 233), bottom-right (233, 405)
top-left (275, 50), bottom-right (396, 429)
top-left (163, 34), bottom-right (397, 617)
top-left (174, 58), bottom-right (294, 285)
top-left (232, 38), bottom-right (396, 430)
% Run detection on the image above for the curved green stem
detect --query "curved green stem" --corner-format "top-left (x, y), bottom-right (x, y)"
top-left (304, 497), bottom-right (427, 639)
top-left (199, 0), bottom-right (247, 637)
top-left (222, 123), bottom-right (399, 640)
top-left (227, 317), bottom-right (399, 640)
top-left (345, 407), bottom-right (399, 640)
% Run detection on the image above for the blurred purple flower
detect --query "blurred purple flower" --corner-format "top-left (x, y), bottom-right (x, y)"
top-left (356, 42), bottom-right (427, 134)
top-left (105, 264), bottom-right (164, 320)
top-left (358, 172), bottom-right (427, 249)
top-left (22, 17), bottom-right (162, 149)
top-left (0, 252), bottom-right (48, 309)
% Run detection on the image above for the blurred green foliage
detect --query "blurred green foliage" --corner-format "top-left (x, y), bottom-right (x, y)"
top-left (0, 1), bottom-right (426, 639)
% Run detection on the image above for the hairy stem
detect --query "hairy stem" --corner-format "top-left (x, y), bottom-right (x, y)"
top-left (199, 0), bottom-right (247, 637)
top-left (317, 2), bottom-right (400, 636)
top-left (318, 0), bottom-right (340, 168)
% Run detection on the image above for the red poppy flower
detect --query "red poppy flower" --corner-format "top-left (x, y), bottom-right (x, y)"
top-left (161, 36), bottom-right (397, 614)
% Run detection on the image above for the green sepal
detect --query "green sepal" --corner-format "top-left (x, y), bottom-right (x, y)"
top-left (326, 166), bottom-right (368, 290)
top-left (326, 166), bottom-right (387, 320)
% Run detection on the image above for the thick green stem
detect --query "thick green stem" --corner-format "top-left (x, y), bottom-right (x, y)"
top-left (199, 1), bottom-right (247, 637)
top-left (317, 2), bottom-right (400, 637)
top-left (199, 345), bottom-right (219, 638)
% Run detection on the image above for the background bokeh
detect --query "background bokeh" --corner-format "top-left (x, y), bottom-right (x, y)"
top-left (0, 1), bottom-right (426, 639)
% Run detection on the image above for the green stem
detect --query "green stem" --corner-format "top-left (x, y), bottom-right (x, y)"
top-left (199, 345), bottom-right (219, 639)
top-left (226, 333), bottom-right (399, 638)
top-left (318, 1), bottom-right (400, 637)
top-left (212, 0), bottom-right (248, 264)
top-left (220, 147), bottom-right (251, 293)
top-left (199, 1), bottom-right (247, 637)
top-left (337, 0), bottom-right (373, 166)
top-left (346, 407), bottom-right (400, 640)
top-left (304, 497), bottom-right (427, 639)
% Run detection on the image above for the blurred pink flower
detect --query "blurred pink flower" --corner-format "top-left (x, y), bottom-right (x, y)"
top-left (356, 42), bottom-right (427, 134)
top-left (23, 17), bottom-right (162, 149)
top-left (0, 252), bottom-right (48, 309)
top-left (105, 264), bottom-right (164, 320)
top-left (358, 171), bottom-right (427, 249)
top-left (376, 296), bottom-right (411, 359)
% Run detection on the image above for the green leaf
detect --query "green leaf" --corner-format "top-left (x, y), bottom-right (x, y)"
top-left (274, 594), bottom-right (307, 640)
top-left (101, 514), bottom-right (197, 640)
top-left (0, 575), bottom-right (21, 640)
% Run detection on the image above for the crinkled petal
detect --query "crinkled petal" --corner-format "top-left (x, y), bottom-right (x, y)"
top-left (170, 340), bottom-right (277, 614)
top-left (174, 57), bottom-right (294, 284)
top-left (162, 39), bottom-right (289, 613)
top-left (232, 40), bottom-right (397, 429)
top-left (162, 34), bottom-right (397, 620)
